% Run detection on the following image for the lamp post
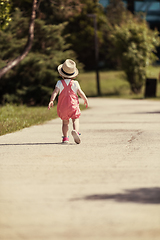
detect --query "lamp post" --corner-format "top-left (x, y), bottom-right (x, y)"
top-left (87, 14), bottom-right (101, 96)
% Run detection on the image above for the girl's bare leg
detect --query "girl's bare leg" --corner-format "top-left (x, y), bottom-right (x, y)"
top-left (62, 120), bottom-right (69, 137)
top-left (72, 118), bottom-right (80, 144)
top-left (72, 118), bottom-right (79, 132)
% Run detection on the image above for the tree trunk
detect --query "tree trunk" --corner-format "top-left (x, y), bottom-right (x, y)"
top-left (0, 0), bottom-right (37, 79)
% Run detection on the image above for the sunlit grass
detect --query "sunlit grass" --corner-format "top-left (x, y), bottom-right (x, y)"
top-left (0, 104), bottom-right (57, 136)
top-left (78, 66), bottom-right (160, 99)
top-left (0, 104), bottom-right (86, 136)
top-left (78, 70), bottom-right (129, 97)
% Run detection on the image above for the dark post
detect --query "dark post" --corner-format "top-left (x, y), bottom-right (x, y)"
top-left (127, 0), bottom-right (134, 13)
top-left (145, 78), bottom-right (157, 98)
top-left (87, 14), bottom-right (101, 96)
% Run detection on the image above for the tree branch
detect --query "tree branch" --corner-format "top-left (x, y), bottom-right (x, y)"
top-left (0, 0), bottom-right (38, 79)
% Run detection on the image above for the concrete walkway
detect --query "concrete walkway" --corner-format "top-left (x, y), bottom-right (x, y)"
top-left (0, 98), bottom-right (160, 240)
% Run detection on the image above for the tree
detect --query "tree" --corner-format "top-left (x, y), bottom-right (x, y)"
top-left (40, 0), bottom-right (82, 24)
top-left (106, 0), bottom-right (126, 26)
top-left (100, 0), bottom-right (128, 70)
top-left (0, 7), bottom-right (79, 104)
top-left (0, 0), bottom-right (11, 30)
top-left (65, 0), bottom-right (107, 70)
top-left (0, 0), bottom-right (37, 79)
top-left (109, 12), bottom-right (160, 93)
top-left (0, 0), bottom-right (84, 79)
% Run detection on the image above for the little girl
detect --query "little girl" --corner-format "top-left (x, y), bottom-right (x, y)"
top-left (48, 59), bottom-right (88, 144)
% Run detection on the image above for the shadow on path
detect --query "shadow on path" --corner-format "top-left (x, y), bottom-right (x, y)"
top-left (0, 142), bottom-right (75, 146)
top-left (134, 111), bottom-right (160, 114)
top-left (72, 187), bottom-right (160, 204)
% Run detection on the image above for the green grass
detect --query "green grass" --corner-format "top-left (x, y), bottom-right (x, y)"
top-left (77, 65), bottom-right (160, 99)
top-left (0, 104), bottom-right (86, 136)
top-left (0, 104), bottom-right (57, 136)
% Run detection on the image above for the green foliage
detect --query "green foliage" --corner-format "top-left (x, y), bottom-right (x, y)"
top-left (0, 104), bottom-right (58, 136)
top-left (65, 0), bottom-right (107, 69)
top-left (106, 0), bottom-right (126, 26)
top-left (108, 12), bottom-right (160, 93)
top-left (37, 0), bottom-right (82, 24)
top-left (0, 8), bottom-right (79, 105)
top-left (10, 0), bottom-right (83, 25)
top-left (0, 0), bottom-right (11, 30)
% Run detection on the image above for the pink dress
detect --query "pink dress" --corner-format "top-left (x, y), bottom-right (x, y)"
top-left (57, 80), bottom-right (81, 120)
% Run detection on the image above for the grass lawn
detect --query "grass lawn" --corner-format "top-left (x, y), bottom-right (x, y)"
top-left (77, 65), bottom-right (160, 99)
top-left (0, 104), bottom-right (56, 136)
top-left (0, 104), bottom-right (86, 136)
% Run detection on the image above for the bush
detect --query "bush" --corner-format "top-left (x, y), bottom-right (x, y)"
top-left (108, 12), bottom-right (160, 94)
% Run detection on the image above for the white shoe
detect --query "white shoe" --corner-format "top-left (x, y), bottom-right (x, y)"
top-left (71, 130), bottom-right (81, 144)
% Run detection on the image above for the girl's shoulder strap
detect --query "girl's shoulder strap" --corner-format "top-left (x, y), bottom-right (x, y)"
top-left (61, 79), bottom-right (67, 87)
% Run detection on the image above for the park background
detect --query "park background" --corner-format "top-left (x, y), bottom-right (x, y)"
top-left (0, 0), bottom-right (160, 135)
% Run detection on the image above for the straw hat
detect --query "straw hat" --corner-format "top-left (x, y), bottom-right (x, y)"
top-left (58, 59), bottom-right (79, 78)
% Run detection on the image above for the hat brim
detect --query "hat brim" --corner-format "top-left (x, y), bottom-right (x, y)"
top-left (58, 64), bottom-right (79, 78)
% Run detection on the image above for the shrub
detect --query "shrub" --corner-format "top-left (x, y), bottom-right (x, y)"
top-left (109, 12), bottom-right (160, 94)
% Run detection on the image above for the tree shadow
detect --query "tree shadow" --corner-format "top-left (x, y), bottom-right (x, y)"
top-left (135, 111), bottom-right (160, 114)
top-left (0, 142), bottom-right (75, 146)
top-left (73, 187), bottom-right (160, 204)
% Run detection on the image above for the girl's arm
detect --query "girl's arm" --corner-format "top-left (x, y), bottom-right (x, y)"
top-left (77, 89), bottom-right (88, 108)
top-left (48, 87), bottom-right (59, 109)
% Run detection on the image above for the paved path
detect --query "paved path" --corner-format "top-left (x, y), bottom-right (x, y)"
top-left (0, 98), bottom-right (160, 240)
